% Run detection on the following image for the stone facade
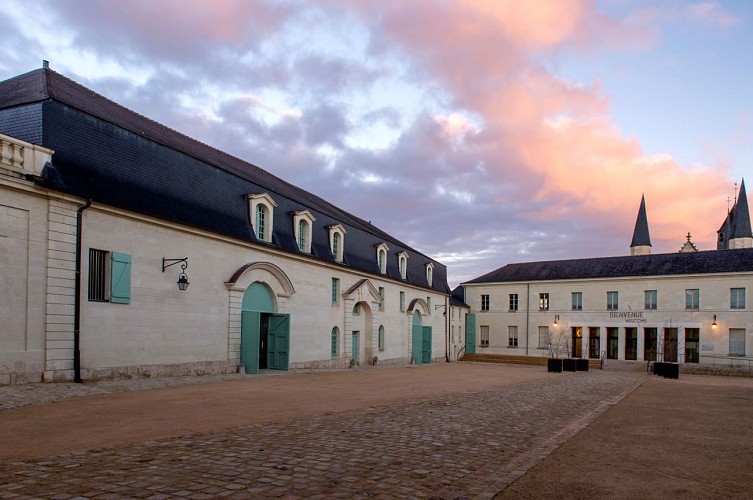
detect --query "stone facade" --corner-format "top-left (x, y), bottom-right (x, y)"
top-left (1, 133), bottom-right (447, 384)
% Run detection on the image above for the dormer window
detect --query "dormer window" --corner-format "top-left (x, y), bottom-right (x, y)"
top-left (292, 210), bottom-right (316, 254)
top-left (328, 224), bottom-right (347, 263)
top-left (376, 243), bottom-right (389, 274)
top-left (426, 262), bottom-right (434, 287)
top-left (248, 193), bottom-right (278, 243)
top-left (398, 251), bottom-right (408, 279)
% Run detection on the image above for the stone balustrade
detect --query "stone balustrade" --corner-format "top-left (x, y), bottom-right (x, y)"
top-left (0, 133), bottom-right (53, 176)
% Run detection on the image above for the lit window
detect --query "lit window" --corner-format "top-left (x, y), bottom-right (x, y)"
top-left (645, 290), bottom-right (657, 310)
top-left (606, 291), bottom-right (618, 311)
top-left (731, 288), bottom-right (746, 309)
top-left (539, 293), bottom-right (549, 311)
top-left (481, 294), bottom-right (490, 311)
top-left (685, 289), bottom-right (699, 310)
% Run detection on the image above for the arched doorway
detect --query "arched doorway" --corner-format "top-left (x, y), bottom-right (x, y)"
top-left (411, 310), bottom-right (432, 364)
top-left (241, 281), bottom-right (290, 374)
top-left (350, 301), bottom-right (373, 365)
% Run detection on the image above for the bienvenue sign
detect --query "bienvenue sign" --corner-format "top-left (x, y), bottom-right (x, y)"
top-left (609, 311), bottom-right (647, 324)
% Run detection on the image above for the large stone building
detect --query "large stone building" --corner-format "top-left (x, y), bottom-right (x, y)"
top-left (462, 185), bottom-right (753, 365)
top-left (0, 66), bottom-right (450, 384)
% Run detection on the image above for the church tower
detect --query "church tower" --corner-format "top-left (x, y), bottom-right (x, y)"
top-left (718, 179), bottom-right (753, 249)
top-left (630, 194), bottom-right (652, 256)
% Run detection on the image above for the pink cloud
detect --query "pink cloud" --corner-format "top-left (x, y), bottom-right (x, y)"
top-left (345, 0), bottom-right (731, 252)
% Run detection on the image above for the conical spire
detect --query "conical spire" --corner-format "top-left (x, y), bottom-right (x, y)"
top-left (630, 195), bottom-right (652, 255)
top-left (730, 179), bottom-right (752, 239)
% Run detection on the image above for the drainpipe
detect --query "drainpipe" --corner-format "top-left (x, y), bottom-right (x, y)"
top-left (73, 199), bottom-right (92, 383)
top-left (525, 283), bottom-right (530, 356)
top-left (445, 295), bottom-right (450, 362)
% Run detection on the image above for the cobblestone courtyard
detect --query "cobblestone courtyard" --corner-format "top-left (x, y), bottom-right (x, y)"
top-left (0, 365), bottom-right (645, 499)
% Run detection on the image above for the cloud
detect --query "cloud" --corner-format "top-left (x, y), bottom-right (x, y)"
top-left (0, 0), bottom-right (742, 289)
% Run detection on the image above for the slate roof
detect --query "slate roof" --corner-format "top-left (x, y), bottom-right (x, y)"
top-left (0, 68), bottom-right (449, 293)
top-left (630, 194), bottom-right (651, 248)
top-left (450, 286), bottom-right (468, 307)
top-left (464, 248), bottom-right (753, 284)
top-left (731, 179), bottom-right (752, 239)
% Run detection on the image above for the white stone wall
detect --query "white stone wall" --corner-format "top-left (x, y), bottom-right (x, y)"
top-left (76, 206), bottom-right (447, 378)
top-left (0, 182), bottom-right (49, 383)
top-left (465, 273), bottom-right (753, 363)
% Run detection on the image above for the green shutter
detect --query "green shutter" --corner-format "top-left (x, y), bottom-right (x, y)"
top-left (110, 252), bottom-right (131, 304)
top-left (465, 313), bottom-right (476, 354)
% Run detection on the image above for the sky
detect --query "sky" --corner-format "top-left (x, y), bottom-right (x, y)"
top-left (1, 0), bottom-right (751, 288)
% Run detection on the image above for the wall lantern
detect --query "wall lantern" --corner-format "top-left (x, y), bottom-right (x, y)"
top-left (553, 314), bottom-right (560, 326)
top-left (712, 314), bottom-right (717, 329)
top-left (162, 257), bottom-right (190, 291)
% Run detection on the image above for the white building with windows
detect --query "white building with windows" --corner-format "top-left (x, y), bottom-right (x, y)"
top-left (0, 66), bottom-right (449, 384)
top-left (462, 186), bottom-right (753, 366)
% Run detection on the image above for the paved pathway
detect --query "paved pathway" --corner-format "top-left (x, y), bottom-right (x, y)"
top-left (0, 368), bottom-right (645, 499)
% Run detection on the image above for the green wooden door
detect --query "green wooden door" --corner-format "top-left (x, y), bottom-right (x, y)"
top-left (241, 311), bottom-right (261, 374)
top-left (465, 313), bottom-right (476, 355)
top-left (411, 311), bottom-right (423, 364)
top-left (352, 331), bottom-right (360, 363)
top-left (421, 326), bottom-right (432, 363)
top-left (268, 314), bottom-right (290, 370)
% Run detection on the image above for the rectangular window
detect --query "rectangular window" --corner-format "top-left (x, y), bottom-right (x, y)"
top-left (508, 326), bottom-right (518, 347)
top-left (378, 287), bottom-right (385, 311)
top-left (571, 292), bottom-right (582, 311)
top-left (538, 326), bottom-right (549, 349)
top-left (509, 294), bottom-right (518, 311)
top-left (481, 294), bottom-right (490, 311)
top-left (607, 291), bottom-right (618, 311)
top-left (399, 291), bottom-right (405, 312)
top-left (539, 293), bottom-right (549, 311)
top-left (480, 325), bottom-right (489, 347)
top-left (88, 249), bottom-right (109, 302)
top-left (645, 290), bottom-right (657, 310)
top-left (685, 289), bottom-right (699, 310)
top-left (451, 325), bottom-right (455, 342)
top-left (731, 288), bottom-right (746, 309)
top-left (331, 278), bottom-right (340, 305)
top-left (427, 297), bottom-right (431, 310)
top-left (729, 328), bottom-right (746, 356)
top-left (88, 249), bottom-right (131, 304)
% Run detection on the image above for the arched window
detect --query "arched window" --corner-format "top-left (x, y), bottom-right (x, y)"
top-left (333, 232), bottom-right (340, 260)
top-left (426, 262), bottom-right (434, 287)
top-left (298, 220), bottom-right (308, 252)
top-left (331, 327), bottom-right (339, 357)
top-left (398, 252), bottom-right (408, 279)
top-left (248, 193), bottom-right (277, 243)
top-left (378, 325), bottom-right (385, 351)
top-left (256, 204), bottom-right (267, 240)
top-left (353, 303), bottom-right (360, 316)
top-left (376, 243), bottom-right (389, 274)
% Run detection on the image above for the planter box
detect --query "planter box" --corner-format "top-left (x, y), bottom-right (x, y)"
top-left (663, 363), bottom-right (679, 379)
top-left (563, 359), bottom-right (577, 372)
top-left (547, 358), bottom-right (563, 373)
top-left (576, 359), bottom-right (589, 371)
